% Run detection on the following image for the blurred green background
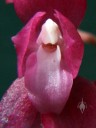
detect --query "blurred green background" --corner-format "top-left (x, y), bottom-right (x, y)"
top-left (0, 0), bottom-right (96, 99)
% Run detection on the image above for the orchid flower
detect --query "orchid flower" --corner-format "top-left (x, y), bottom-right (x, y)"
top-left (11, 11), bottom-right (84, 114)
top-left (0, 0), bottom-right (88, 127)
top-left (4, 0), bottom-right (86, 113)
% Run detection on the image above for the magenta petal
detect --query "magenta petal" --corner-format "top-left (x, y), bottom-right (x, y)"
top-left (41, 77), bottom-right (96, 128)
top-left (55, 11), bottom-right (84, 78)
top-left (12, 0), bottom-right (86, 27)
top-left (12, 12), bottom-right (46, 77)
top-left (0, 78), bottom-right (38, 128)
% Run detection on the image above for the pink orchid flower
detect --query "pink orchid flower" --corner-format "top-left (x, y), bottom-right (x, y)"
top-left (4, 0), bottom-right (86, 114)
top-left (0, 0), bottom-right (87, 127)
top-left (11, 10), bottom-right (84, 114)
top-left (0, 77), bottom-right (96, 128)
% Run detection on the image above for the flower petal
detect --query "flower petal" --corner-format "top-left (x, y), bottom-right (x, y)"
top-left (41, 77), bottom-right (96, 128)
top-left (25, 44), bottom-right (73, 114)
top-left (55, 11), bottom-right (84, 78)
top-left (0, 78), bottom-right (38, 128)
top-left (12, 12), bottom-right (46, 77)
top-left (11, 0), bottom-right (86, 27)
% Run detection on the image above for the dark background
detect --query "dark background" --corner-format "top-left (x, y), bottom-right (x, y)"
top-left (0, 0), bottom-right (96, 99)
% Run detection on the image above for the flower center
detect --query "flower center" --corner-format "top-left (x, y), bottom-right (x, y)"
top-left (42, 43), bottom-right (57, 52)
top-left (37, 19), bottom-right (63, 52)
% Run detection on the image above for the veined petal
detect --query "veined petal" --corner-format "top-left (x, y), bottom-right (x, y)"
top-left (10, 0), bottom-right (86, 27)
top-left (0, 78), bottom-right (38, 128)
top-left (41, 77), bottom-right (96, 128)
top-left (55, 11), bottom-right (84, 78)
top-left (12, 12), bottom-right (46, 77)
